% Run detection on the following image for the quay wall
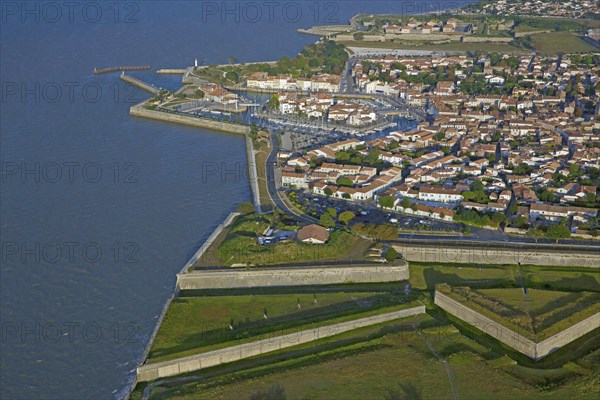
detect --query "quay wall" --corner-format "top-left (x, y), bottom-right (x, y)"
top-left (245, 136), bottom-right (262, 214)
top-left (435, 291), bottom-right (600, 359)
top-left (137, 305), bottom-right (425, 382)
top-left (179, 212), bottom-right (240, 274)
top-left (393, 243), bottom-right (600, 268)
top-left (130, 106), bottom-right (248, 135)
top-left (127, 212), bottom-right (240, 397)
top-left (120, 74), bottom-right (160, 95)
top-left (156, 69), bottom-right (187, 74)
top-left (177, 263), bottom-right (409, 290)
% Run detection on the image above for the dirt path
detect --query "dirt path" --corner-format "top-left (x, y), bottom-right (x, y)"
top-left (417, 330), bottom-right (460, 400)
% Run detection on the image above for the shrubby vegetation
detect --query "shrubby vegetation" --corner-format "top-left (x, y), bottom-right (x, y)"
top-left (454, 208), bottom-right (507, 228)
top-left (351, 222), bottom-right (398, 240)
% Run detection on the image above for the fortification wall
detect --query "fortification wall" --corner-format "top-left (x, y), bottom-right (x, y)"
top-left (177, 263), bottom-right (409, 290)
top-left (435, 291), bottom-right (600, 359)
top-left (393, 243), bottom-right (599, 268)
top-left (137, 305), bottom-right (425, 382)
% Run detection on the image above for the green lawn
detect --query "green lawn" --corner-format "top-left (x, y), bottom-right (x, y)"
top-left (137, 316), bottom-right (600, 400)
top-left (230, 214), bottom-right (271, 235)
top-left (443, 286), bottom-right (600, 341)
top-left (218, 228), bottom-right (370, 266)
top-left (530, 32), bottom-right (598, 54)
top-left (476, 288), bottom-right (575, 313)
top-left (409, 262), bottom-right (600, 293)
top-left (339, 40), bottom-right (524, 54)
top-left (148, 292), bottom-right (410, 363)
top-left (253, 141), bottom-right (274, 212)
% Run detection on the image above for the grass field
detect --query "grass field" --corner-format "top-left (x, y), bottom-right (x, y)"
top-left (443, 286), bottom-right (600, 341)
top-left (136, 314), bottom-right (600, 400)
top-left (530, 32), bottom-right (598, 54)
top-left (148, 292), bottom-right (411, 363)
top-left (409, 262), bottom-right (600, 293)
top-left (340, 40), bottom-right (524, 54)
top-left (218, 227), bottom-right (371, 266)
top-left (192, 213), bottom-right (374, 268)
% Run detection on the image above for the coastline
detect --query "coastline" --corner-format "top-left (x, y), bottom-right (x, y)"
top-left (126, 212), bottom-right (241, 399)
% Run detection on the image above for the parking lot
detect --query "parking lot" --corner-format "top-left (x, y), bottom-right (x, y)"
top-left (290, 189), bottom-right (463, 233)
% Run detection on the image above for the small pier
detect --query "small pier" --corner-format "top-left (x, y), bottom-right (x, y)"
top-left (156, 69), bottom-right (187, 74)
top-left (120, 74), bottom-right (161, 95)
top-left (93, 65), bottom-right (151, 74)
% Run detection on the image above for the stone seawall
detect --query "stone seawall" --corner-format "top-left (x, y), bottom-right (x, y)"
top-left (393, 243), bottom-right (599, 268)
top-left (120, 74), bottom-right (160, 95)
top-left (130, 106), bottom-right (248, 135)
top-left (179, 212), bottom-right (240, 274)
top-left (156, 69), bottom-right (187, 74)
top-left (137, 305), bottom-right (425, 382)
top-left (177, 263), bottom-right (409, 290)
top-left (245, 136), bottom-right (262, 214)
top-left (435, 291), bottom-right (600, 359)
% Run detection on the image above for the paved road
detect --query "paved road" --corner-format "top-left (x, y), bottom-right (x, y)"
top-left (265, 131), bottom-right (316, 224)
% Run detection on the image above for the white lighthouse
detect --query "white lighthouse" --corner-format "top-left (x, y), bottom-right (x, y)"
top-left (194, 58), bottom-right (198, 67)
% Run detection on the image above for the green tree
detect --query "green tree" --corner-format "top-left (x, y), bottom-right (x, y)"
top-left (338, 210), bottom-right (355, 225)
top-left (385, 247), bottom-right (398, 263)
top-left (319, 212), bottom-right (335, 228)
top-left (379, 195), bottom-right (396, 209)
top-left (514, 216), bottom-right (529, 228)
top-left (527, 226), bottom-right (545, 243)
top-left (268, 94), bottom-right (280, 109)
top-left (225, 70), bottom-right (239, 83)
top-left (335, 151), bottom-right (350, 162)
top-left (401, 197), bottom-right (410, 209)
top-left (326, 207), bottom-right (337, 218)
top-left (366, 148), bottom-right (380, 165)
top-left (546, 222), bottom-right (570, 243)
top-left (336, 177), bottom-right (353, 187)
top-left (324, 188), bottom-right (333, 196)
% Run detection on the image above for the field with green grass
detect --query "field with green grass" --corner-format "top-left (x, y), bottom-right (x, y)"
top-left (218, 218), bottom-right (371, 266)
top-left (442, 286), bottom-right (600, 341)
top-left (340, 40), bottom-right (524, 54)
top-left (530, 32), bottom-right (598, 54)
top-left (409, 262), bottom-right (600, 293)
top-left (148, 291), bottom-right (412, 363)
top-left (135, 314), bottom-right (600, 400)
top-left (192, 213), bottom-right (373, 268)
